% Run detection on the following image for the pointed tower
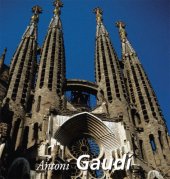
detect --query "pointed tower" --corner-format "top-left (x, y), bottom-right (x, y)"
top-left (2, 6), bottom-right (42, 149)
top-left (93, 11), bottom-right (148, 176)
top-left (32, 0), bottom-right (66, 121)
top-left (94, 8), bottom-right (127, 118)
top-left (0, 48), bottom-right (7, 73)
top-left (116, 21), bottom-right (170, 173)
top-left (6, 6), bottom-right (42, 108)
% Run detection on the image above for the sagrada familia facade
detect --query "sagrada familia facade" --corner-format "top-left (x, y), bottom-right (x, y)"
top-left (0, 1), bottom-right (169, 178)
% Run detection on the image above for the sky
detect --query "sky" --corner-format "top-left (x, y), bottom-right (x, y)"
top-left (0, 0), bottom-right (169, 131)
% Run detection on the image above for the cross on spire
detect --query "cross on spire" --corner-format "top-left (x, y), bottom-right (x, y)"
top-left (31, 5), bottom-right (42, 23)
top-left (93, 7), bottom-right (103, 24)
top-left (53, 0), bottom-right (63, 16)
top-left (116, 21), bottom-right (127, 42)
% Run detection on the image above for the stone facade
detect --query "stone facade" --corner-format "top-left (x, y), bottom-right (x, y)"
top-left (0, 1), bottom-right (169, 179)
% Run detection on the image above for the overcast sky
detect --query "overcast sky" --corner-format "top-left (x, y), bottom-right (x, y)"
top-left (0, 0), bottom-right (169, 130)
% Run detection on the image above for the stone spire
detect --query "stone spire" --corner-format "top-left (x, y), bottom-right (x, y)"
top-left (116, 21), bottom-right (165, 122)
top-left (31, 6), bottom-right (42, 23)
top-left (2, 6), bottom-right (41, 150)
top-left (93, 8), bottom-right (109, 37)
top-left (116, 21), bottom-right (135, 58)
top-left (116, 21), bottom-right (126, 41)
top-left (94, 8), bottom-right (127, 118)
top-left (0, 48), bottom-right (7, 73)
top-left (50, 0), bottom-right (63, 28)
top-left (94, 7), bottom-right (103, 24)
top-left (6, 5), bottom-right (41, 107)
top-left (116, 21), bottom-right (170, 168)
top-left (32, 0), bottom-right (65, 121)
top-left (53, 0), bottom-right (63, 15)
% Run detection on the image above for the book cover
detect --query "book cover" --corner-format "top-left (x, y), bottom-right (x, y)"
top-left (0, 0), bottom-right (169, 178)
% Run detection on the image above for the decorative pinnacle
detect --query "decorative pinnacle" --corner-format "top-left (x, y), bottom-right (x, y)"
top-left (31, 6), bottom-right (42, 23)
top-left (93, 7), bottom-right (103, 24)
top-left (116, 21), bottom-right (127, 42)
top-left (53, 0), bottom-right (63, 16)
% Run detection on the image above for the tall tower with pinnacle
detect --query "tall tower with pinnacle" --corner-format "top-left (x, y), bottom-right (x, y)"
top-left (32, 0), bottom-right (66, 120)
top-left (0, 2), bottom-right (169, 179)
top-left (1, 5), bottom-right (42, 150)
top-left (116, 21), bottom-right (170, 174)
top-left (93, 8), bottom-right (128, 119)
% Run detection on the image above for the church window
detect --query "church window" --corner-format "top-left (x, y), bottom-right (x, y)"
top-left (33, 123), bottom-right (38, 140)
top-left (139, 140), bottom-right (145, 159)
top-left (12, 118), bottom-right (21, 148)
top-left (68, 135), bottom-right (104, 178)
top-left (69, 135), bottom-right (100, 160)
top-left (149, 134), bottom-right (156, 152)
top-left (158, 131), bottom-right (163, 149)
top-left (36, 96), bottom-right (41, 112)
top-left (22, 126), bottom-right (29, 149)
